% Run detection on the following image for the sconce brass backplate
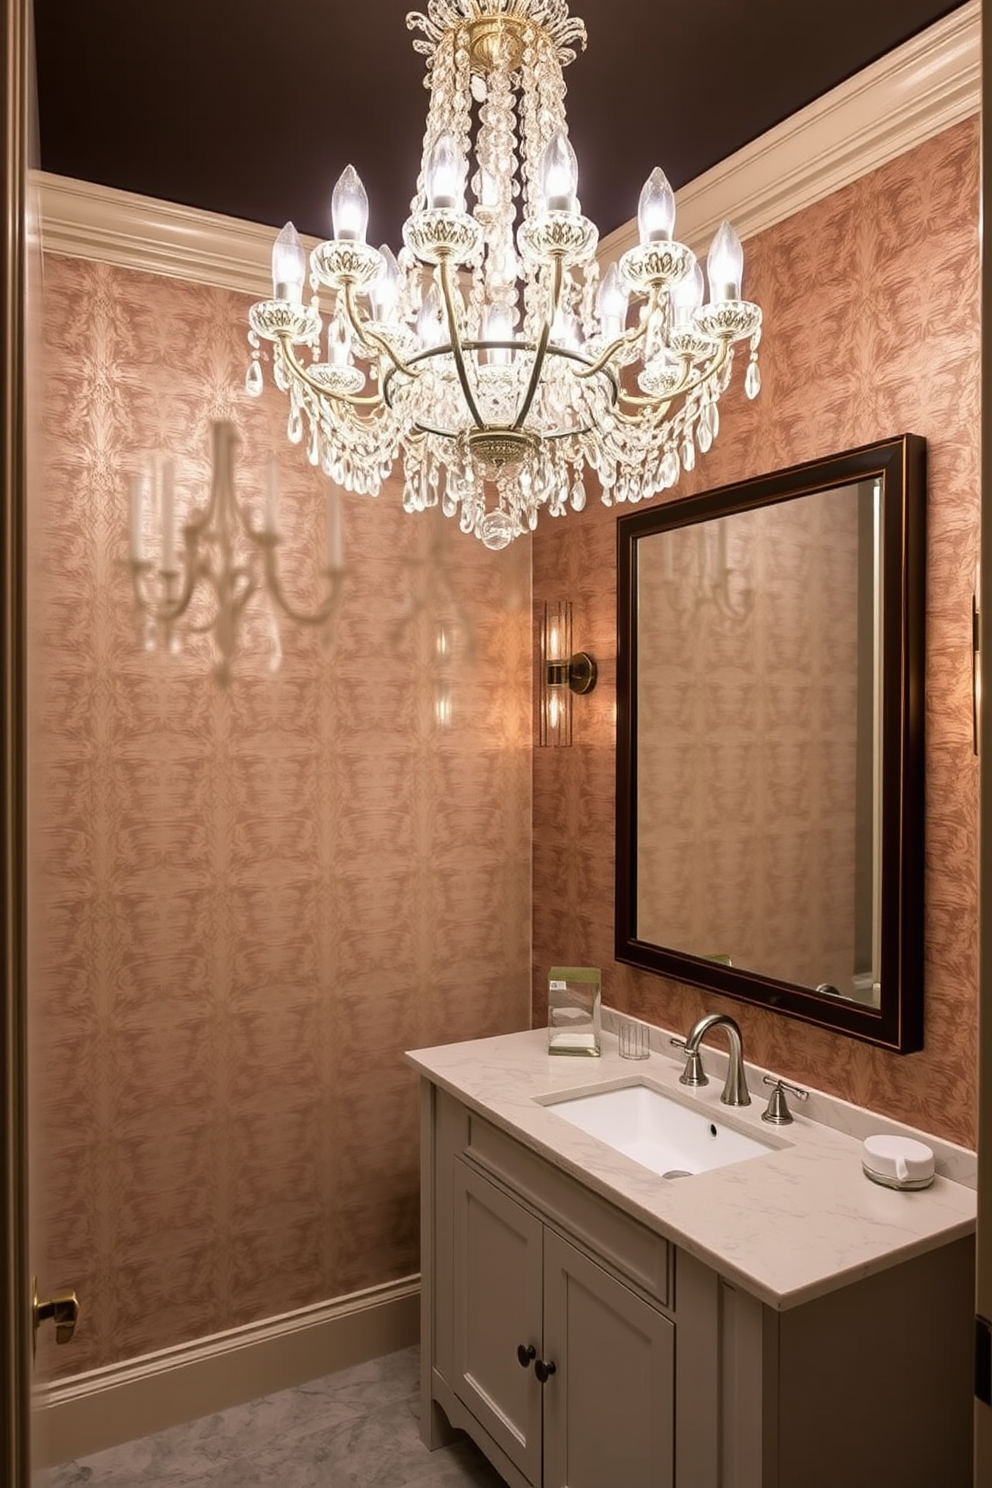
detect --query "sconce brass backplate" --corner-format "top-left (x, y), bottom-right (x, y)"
top-left (568, 651), bottom-right (597, 694)
top-left (545, 651), bottom-right (597, 694)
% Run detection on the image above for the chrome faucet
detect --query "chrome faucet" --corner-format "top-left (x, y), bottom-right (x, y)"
top-left (675, 1012), bottom-right (751, 1106)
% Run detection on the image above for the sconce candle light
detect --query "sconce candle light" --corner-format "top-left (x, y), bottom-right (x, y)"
top-left (127, 420), bottom-right (345, 683)
top-left (540, 600), bottom-right (597, 747)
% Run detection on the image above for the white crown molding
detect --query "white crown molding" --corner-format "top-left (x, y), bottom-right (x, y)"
top-left (32, 174), bottom-right (297, 300)
top-left (33, 1), bottom-right (979, 295)
top-left (32, 1274), bottom-right (420, 1467)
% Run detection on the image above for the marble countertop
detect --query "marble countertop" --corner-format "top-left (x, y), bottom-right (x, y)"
top-left (405, 1024), bottom-right (977, 1311)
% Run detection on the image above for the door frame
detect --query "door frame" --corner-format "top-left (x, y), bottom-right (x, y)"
top-left (1, 0), bottom-right (31, 1482)
top-left (977, 7), bottom-right (992, 1479)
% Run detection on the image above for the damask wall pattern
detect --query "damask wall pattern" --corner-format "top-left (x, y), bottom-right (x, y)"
top-left (532, 117), bottom-right (980, 1148)
top-left (29, 255), bottom-right (532, 1378)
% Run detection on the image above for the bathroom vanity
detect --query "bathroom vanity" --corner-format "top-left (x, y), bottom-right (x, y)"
top-left (406, 1027), bottom-right (976, 1488)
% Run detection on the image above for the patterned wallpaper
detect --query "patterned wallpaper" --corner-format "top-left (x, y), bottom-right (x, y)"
top-left (28, 258), bottom-right (532, 1377)
top-left (28, 114), bottom-right (980, 1383)
top-left (532, 117), bottom-right (981, 1149)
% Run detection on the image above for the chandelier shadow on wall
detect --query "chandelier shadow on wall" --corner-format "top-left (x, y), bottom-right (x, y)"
top-left (246, 0), bottom-right (763, 548)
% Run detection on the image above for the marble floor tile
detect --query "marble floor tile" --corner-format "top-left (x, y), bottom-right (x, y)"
top-left (39, 1347), bottom-right (508, 1488)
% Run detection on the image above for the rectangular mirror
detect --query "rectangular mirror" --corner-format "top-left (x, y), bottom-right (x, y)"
top-left (616, 435), bottom-right (926, 1051)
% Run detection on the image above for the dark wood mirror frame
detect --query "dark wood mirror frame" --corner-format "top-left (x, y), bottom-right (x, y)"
top-left (615, 434), bottom-right (927, 1052)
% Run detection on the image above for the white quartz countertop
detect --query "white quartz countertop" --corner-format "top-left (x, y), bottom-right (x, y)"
top-left (405, 1026), bottom-right (977, 1311)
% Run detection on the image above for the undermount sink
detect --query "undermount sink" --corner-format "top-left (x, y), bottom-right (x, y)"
top-left (543, 1081), bottom-right (780, 1179)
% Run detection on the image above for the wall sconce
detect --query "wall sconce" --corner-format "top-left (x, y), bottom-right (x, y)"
top-left (664, 519), bottom-right (752, 623)
top-left (127, 420), bottom-right (345, 683)
top-left (540, 600), bottom-right (597, 747)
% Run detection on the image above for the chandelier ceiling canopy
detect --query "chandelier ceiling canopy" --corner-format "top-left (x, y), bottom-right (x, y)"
top-left (247, 0), bottom-right (762, 548)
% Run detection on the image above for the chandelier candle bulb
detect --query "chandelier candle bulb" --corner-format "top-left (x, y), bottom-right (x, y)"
top-left (426, 131), bottom-right (467, 211)
top-left (484, 303), bottom-right (514, 365)
top-left (272, 222), bottom-right (307, 303)
top-left (596, 263), bottom-right (628, 341)
top-left (328, 321), bottom-right (351, 367)
top-left (671, 262), bottom-right (705, 325)
top-left (707, 219), bottom-right (744, 303)
top-left (370, 246), bottom-right (400, 319)
top-left (331, 164), bottom-right (369, 243)
top-left (418, 285), bottom-right (445, 349)
top-left (637, 167), bottom-right (676, 244)
top-left (539, 130), bottom-right (579, 213)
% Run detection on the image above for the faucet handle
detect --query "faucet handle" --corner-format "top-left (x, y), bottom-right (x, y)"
top-left (670, 1037), bottom-right (708, 1087)
top-left (761, 1075), bottom-right (809, 1125)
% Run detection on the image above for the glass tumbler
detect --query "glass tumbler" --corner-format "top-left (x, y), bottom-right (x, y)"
top-left (618, 1019), bottom-right (650, 1059)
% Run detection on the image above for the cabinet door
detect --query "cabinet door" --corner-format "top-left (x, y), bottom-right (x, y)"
top-left (542, 1230), bottom-right (675, 1488)
top-left (452, 1157), bottom-right (544, 1484)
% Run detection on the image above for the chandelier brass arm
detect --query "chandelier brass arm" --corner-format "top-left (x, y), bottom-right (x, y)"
top-left (512, 320), bottom-right (552, 433)
top-left (438, 253), bottom-right (487, 430)
top-left (340, 279), bottom-right (422, 382)
top-left (615, 338), bottom-right (734, 412)
top-left (512, 254), bottom-right (564, 433)
top-left (275, 333), bottom-right (386, 410)
top-left (574, 281), bottom-right (664, 384)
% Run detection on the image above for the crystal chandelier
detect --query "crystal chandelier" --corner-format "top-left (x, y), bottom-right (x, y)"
top-left (246, 0), bottom-right (763, 551)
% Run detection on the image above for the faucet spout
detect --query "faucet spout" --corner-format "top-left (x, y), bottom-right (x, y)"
top-left (681, 1013), bottom-right (751, 1106)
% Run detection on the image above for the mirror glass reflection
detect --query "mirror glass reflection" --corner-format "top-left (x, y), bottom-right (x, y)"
top-left (615, 434), bottom-right (926, 1053)
top-left (635, 479), bottom-right (882, 1005)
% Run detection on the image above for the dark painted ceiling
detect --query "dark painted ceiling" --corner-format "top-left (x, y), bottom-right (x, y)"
top-left (33, 0), bottom-right (968, 249)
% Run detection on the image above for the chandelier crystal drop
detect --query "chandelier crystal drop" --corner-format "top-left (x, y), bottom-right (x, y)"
top-left (246, 0), bottom-right (762, 549)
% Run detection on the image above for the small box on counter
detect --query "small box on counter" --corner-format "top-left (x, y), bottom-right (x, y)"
top-left (547, 966), bottom-right (601, 1056)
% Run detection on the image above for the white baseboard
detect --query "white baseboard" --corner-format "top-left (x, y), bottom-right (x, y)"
top-left (31, 1274), bottom-right (420, 1469)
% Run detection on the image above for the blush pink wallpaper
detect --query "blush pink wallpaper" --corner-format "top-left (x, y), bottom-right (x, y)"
top-left (532, 118), bottom-right (981, 1149)
top-left (28, 257), bottom-right (532, 1378)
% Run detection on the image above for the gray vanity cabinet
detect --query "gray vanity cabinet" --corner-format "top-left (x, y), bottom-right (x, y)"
top-left (451, 1158), bottom-right (544, 1482)
top-left (418, 1077), bottom-right (973, 1488)
top-left (452, 1155), bottom-right (675, 1488)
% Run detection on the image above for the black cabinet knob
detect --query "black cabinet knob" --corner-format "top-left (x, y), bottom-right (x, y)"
top-left (534, 1358), bottom-right (557, 1384)
top-left (517, 1343), bottom-right (536, 1368)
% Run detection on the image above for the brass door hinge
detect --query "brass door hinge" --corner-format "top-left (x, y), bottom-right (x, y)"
top-left (32, 1277), bottom-right (79, 1356)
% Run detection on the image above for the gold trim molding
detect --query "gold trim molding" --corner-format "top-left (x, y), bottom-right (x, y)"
top-left (31, 0), bottom-right (979, 297)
